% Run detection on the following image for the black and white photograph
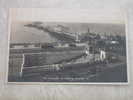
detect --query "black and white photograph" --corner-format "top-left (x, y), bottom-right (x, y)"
top-left (8, 9), bottom-right (128, 83)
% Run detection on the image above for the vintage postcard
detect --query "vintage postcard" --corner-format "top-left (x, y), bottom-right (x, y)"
top-left (7, 8), bottom-right (128, 84)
